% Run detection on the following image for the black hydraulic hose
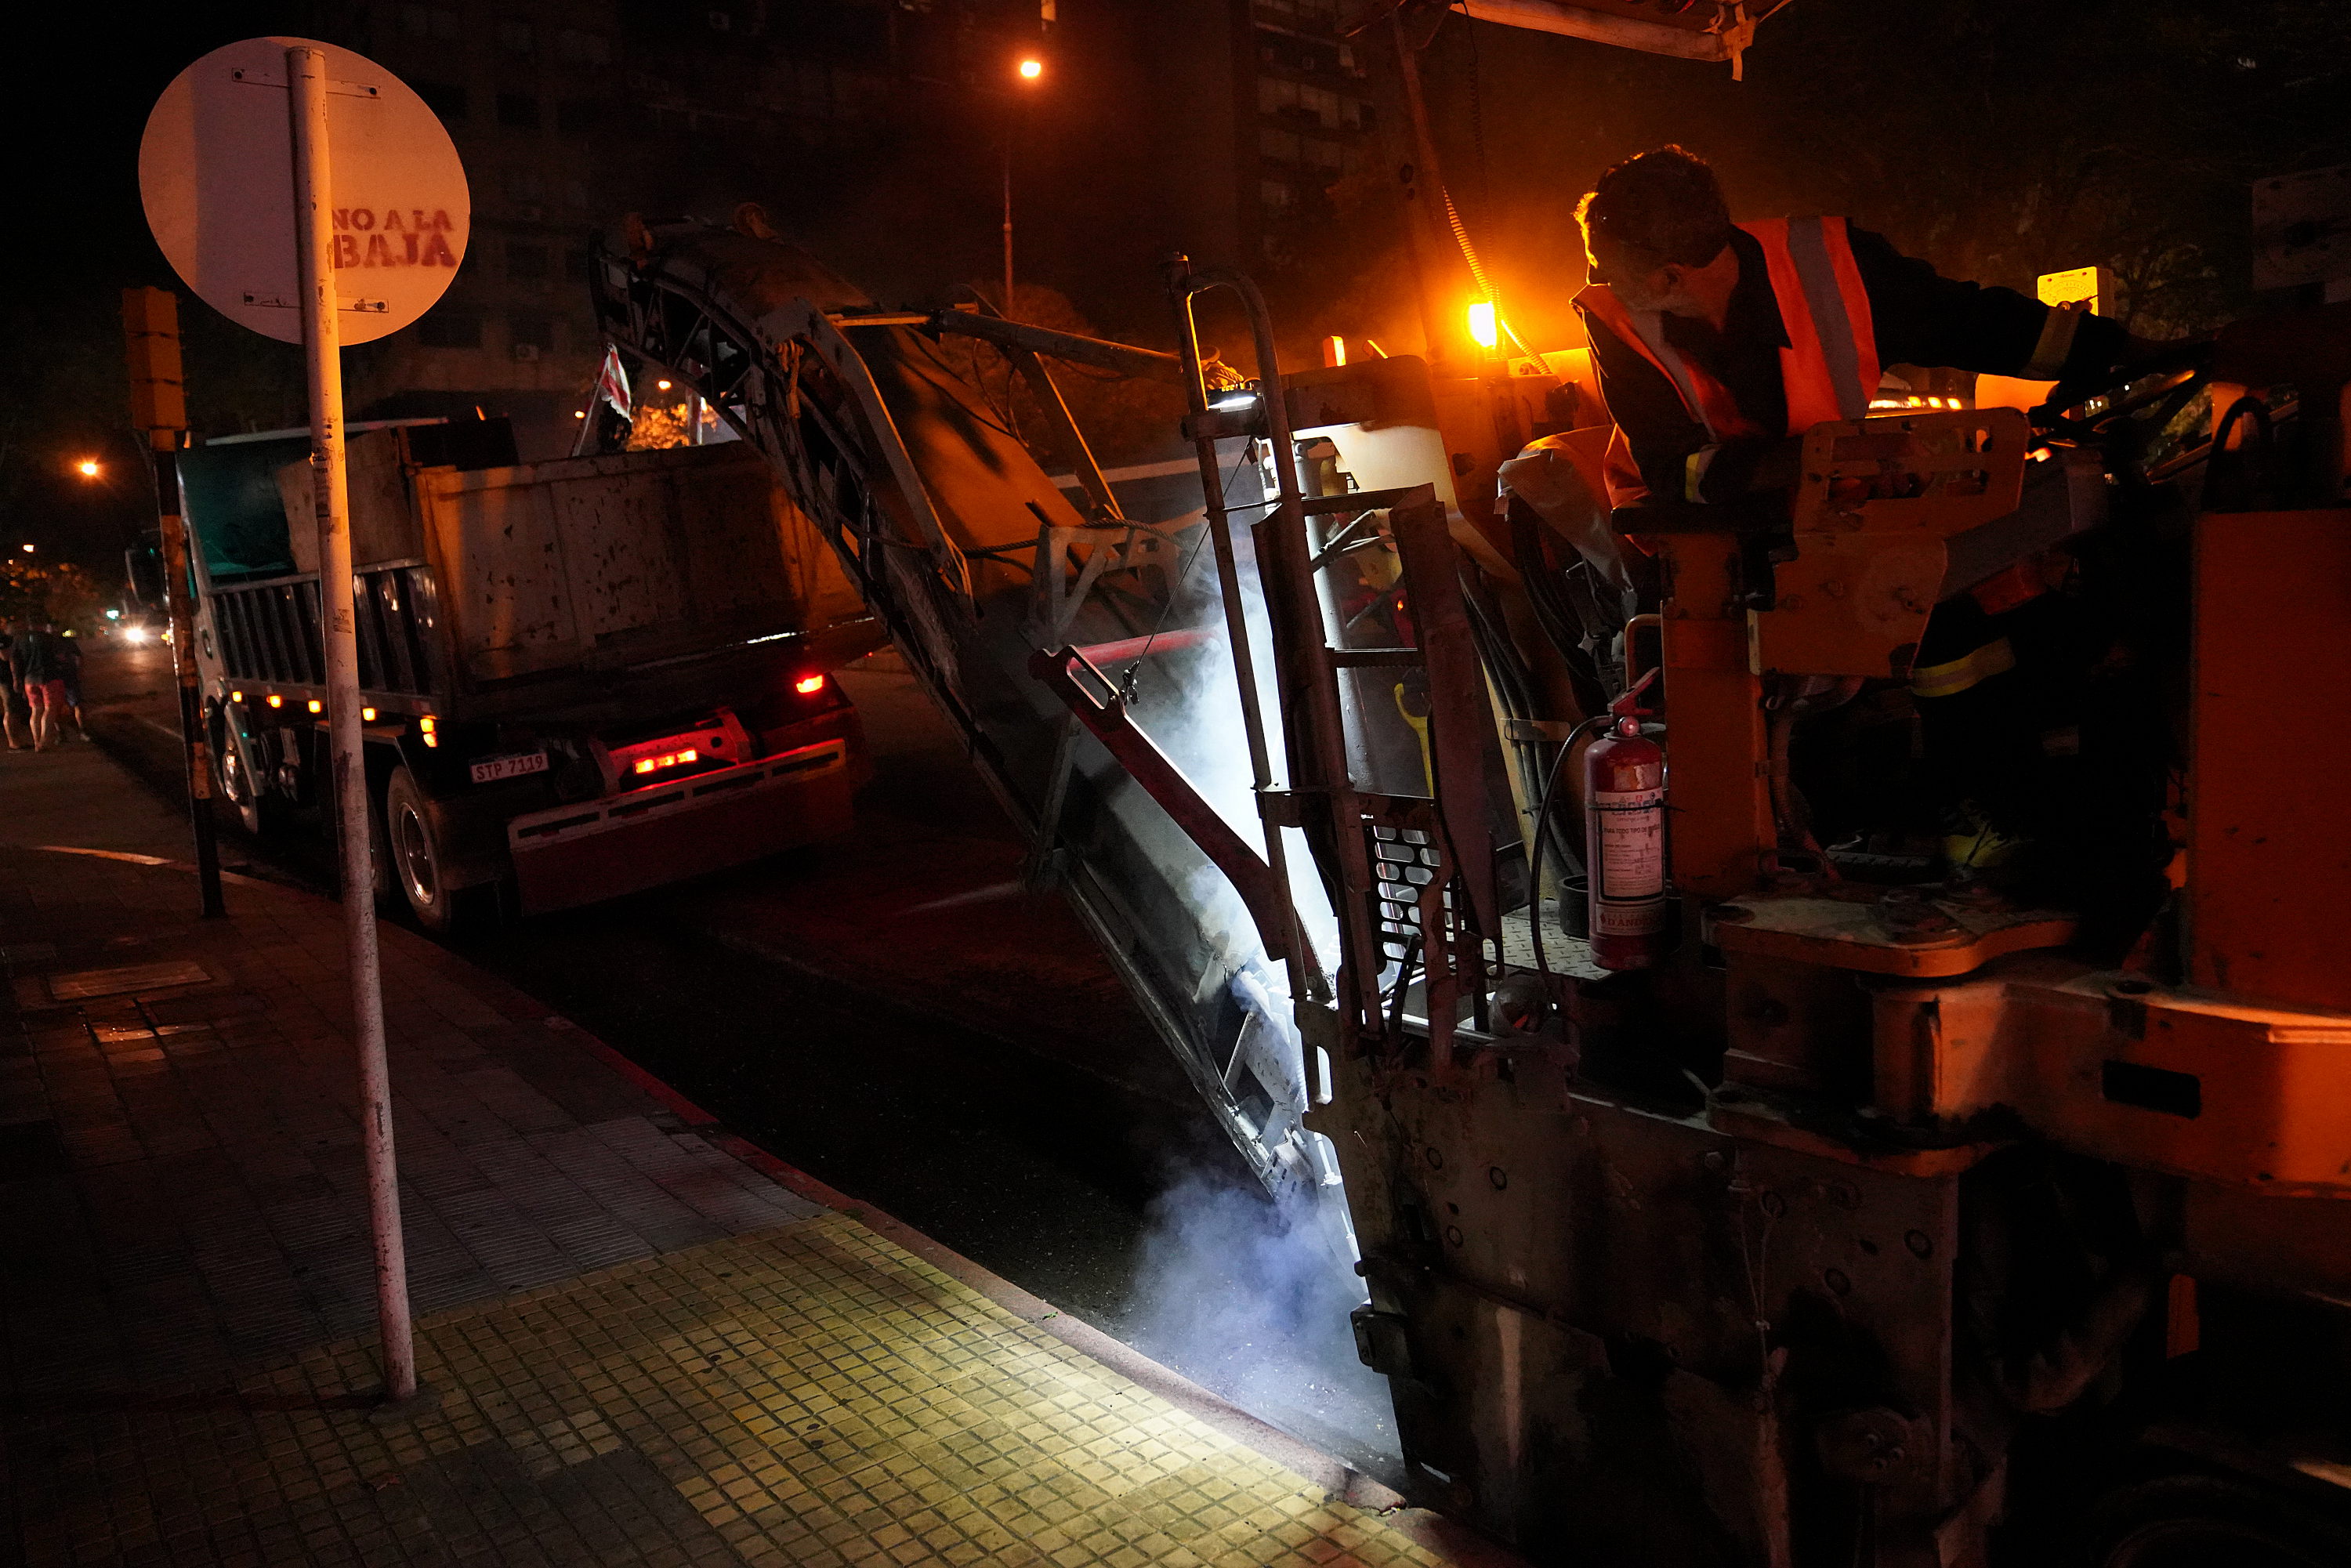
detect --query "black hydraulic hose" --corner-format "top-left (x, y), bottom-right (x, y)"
top-left (1523, 712), bottom-right (1610, 983)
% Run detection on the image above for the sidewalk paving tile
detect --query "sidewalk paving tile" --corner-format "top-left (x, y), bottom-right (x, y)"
top-left (1, 750), bottom-right (1491, 1567)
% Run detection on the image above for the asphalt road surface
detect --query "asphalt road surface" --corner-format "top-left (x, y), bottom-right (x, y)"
top-left (78, 637), bottom-right (1403, 1486)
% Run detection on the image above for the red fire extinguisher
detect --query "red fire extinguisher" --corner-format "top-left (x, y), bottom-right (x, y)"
top-left (1585, 671), bottom-right (1667, 970)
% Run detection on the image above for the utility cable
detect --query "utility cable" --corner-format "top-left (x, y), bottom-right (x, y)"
top-left (1404, 7), bottom-right (1530, 360)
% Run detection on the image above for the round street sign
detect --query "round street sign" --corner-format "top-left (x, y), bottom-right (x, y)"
top-left (139, 37), bottom-right (469, 346)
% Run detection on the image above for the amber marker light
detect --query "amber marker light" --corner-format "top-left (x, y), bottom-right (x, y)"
top-left (795, 673), bottom-right (828, 695)
top-left (1018, 57), bottom-right (1043, 80)
top-left (266, 694), bottom-right (284, 708)
top-left (230, 690), bottom-right (244, 704)
top-left (1467, 301), bottom-right (1499, 351)
top-left (307, 699), bottom-right (323, 714)
top-left (362, 707), bottom-right (377, 722)
top-left (420, 715), bottom-right (439, 748)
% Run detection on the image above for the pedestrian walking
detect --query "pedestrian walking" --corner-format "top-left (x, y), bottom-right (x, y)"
top-left (45, 622), bottom-right (85, 741)
top-left (14, 619), bottom-right (68, 751)
top-left (1, 621), bottom-right (31, 751)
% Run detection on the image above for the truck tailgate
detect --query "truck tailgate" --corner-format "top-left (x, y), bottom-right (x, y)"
top-left (506, 737), bottom-right (855, 913)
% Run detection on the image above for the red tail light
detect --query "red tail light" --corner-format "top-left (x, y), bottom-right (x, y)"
top-left (794, 674), bottom-right (827, 695)
top-left (632, 748), bottom-right (699, 776)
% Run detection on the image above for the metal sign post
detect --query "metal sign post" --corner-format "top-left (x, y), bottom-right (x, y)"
top-left (120, 287), bottom-right (226, 919)
top-left (286, 42), bottom-right (416, 1410)
top-left (140, 34), bottom-right (469, 1416)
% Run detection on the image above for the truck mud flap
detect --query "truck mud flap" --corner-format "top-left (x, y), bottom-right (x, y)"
top-left (507, 739), bottom-right (852, 914)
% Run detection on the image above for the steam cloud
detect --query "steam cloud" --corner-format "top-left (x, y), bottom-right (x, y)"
top-left (1123, 1165), bottom-right (1395, 1470)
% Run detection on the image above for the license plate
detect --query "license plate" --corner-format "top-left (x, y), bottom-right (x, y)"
top-left (469, 750), bottom-right (549, 784)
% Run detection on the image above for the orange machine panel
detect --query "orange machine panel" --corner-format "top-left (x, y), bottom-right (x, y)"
top-left (2189, 509), bottom-right (2351, 1012)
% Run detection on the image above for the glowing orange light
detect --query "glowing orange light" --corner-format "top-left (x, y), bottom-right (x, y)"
top-left (1018, 57), bottom-right (1043, 80)
top-left (1466, 301), bottom-right (1498, 350)
top-left (655, 378), bottom-right (672, 391)
top-left (794, 674), bottom-right (827, 695)
top-left (632, 748), bottom-right (699, 776)
top-left (306, 698), bottom-right (323, 714)
top-left (1320, 335), bottom-right (1347, 368)
top-left (266, 694), bottom-right (283, 708)
top-left (231, 690), bottom-right (244, 704)
top-left (74, 458), bottom-right (101, 479)
top-left (361, 707), bottom-right (377, 722)
top-left (420, 715), bottom-right (439, 748)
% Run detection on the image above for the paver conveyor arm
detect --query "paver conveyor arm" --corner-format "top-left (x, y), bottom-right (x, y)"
top-left (582, 221), bottom-right (1338, 1200)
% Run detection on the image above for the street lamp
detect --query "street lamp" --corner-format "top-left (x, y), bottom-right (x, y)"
top-left (1005, 56), bottom-right (1045, 312)
top-left (20, 543), bottom-right (34, 554)
top-left (75, 458), bottom-right (102, 479)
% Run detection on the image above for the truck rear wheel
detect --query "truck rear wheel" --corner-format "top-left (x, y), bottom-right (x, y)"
top-left (383, 766), bottom-right (487, 933)
top-left (210, 704), bottom-right (273, 836)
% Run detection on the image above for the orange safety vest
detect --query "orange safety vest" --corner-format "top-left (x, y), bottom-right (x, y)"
top-left (1576, 215), bottom-right (1882, 509)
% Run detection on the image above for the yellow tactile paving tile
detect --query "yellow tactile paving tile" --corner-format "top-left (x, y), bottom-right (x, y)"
top-left (15, 1212), bottom-right (1476, 1567)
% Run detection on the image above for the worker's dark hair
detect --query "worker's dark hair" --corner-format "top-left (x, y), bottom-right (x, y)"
top-left (1577, 146), bottom-right (1734, 268)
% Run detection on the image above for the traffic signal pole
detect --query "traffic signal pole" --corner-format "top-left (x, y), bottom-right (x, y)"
top-left (287, 43), bottom-right (419, 1411)
top-left (121, 288), bottom-right (225, 919)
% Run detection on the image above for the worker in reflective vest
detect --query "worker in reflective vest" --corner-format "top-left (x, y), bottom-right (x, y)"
top-left (1574, 145), bottom-right (2158, 511)
top-left (1572, 147), bottom-right (2175, 921)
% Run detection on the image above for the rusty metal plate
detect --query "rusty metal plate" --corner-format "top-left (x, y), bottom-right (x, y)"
top-left (1708, 894), bottom-right (2073, 978)
top-left (46, 961), bottom-right (213, 1001)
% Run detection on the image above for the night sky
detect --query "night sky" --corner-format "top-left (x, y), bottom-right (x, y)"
top-left (8, 0), bottom-right (2346, 576)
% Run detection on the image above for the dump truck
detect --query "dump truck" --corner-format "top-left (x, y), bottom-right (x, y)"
top-left (176, 417), bottom-right (878, 928)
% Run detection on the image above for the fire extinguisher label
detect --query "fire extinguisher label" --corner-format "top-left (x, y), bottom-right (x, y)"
top-left (1592, 787), bottom-right (1666, 904)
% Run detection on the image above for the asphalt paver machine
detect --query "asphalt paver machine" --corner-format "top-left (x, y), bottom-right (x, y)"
top-left (589, 199), bottom-right (2351, 1563)
top-left (1153, 270), bottom-right (2351, 1566)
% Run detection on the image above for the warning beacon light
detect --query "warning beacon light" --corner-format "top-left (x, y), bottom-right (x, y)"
top-left (1467, 301), bottom-right (1499, 351)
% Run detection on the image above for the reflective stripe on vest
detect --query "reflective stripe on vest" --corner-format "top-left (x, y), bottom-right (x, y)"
top-left (1908, 636), bottom-right (2015, 699)
top-left (1577, 216), bottom-right (1882, 506)
top-left (1744, 216), bottom-right (1881, 429)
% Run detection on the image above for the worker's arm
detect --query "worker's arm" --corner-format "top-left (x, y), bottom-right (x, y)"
top-left (1849, 226), bottom-right (2141, 382)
